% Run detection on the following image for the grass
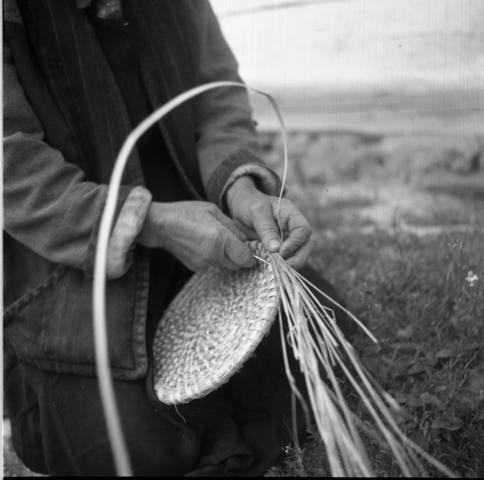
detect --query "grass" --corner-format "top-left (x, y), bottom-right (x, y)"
top-left (267, 229), bottom-right (484, 477)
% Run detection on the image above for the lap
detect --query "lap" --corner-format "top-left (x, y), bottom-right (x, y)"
top-left (4, 265), bottom-right (354, 476)
top-left (5, 361), bottom-right (200, 475)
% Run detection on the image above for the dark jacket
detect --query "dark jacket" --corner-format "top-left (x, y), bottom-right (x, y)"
top-left (3, 0), bottom-right (280, 379)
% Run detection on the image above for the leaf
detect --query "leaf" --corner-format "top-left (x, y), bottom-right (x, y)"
top-left (420, 392), bottom-right (445, 410)
top-left (463, 342), bottom-right (480, 352)
top-left (381, 355), bottom-right (396, 366)
top-left (431, 416), bottom-right (463, 431)
top-left (449, 314), bottom-right (459, 327)
top-left (393, 392), bottom-right (410, 404)
top-left (476, 411), bottom-right (484, 422)
top-left (435, 347), bottom-right (456, 359)
top-left (392, 342), bottom-right (420, 353)
top-left (425, 355), bottom-right (439, 368)
top-left (395, 355), bottom-right (419, 370)
top-left (407, 431), bottom-right (430, 451)
top-left (407, 361), bottom-right (426, 376)
top-left (393, 391), bottom-right (420, 408)
top-left (458, 394), bottom-right (480, 412)
top-left (467, 367), bottom-right (484, 395)
top-left (362, 356), bottom-right (388, 379)
top-left (394, 392), bottom-right (421, 409)
top-left (396, 325), bottom-right (414, 340)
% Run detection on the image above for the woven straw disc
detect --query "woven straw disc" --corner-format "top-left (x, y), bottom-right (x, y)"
top-left (152, 249), bottom-right (279, 404)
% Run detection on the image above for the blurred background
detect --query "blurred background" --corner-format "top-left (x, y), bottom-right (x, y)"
top-left (211, 0), bottom-right (484, 236)
top-left (212, 0), bottom-right (484, 134)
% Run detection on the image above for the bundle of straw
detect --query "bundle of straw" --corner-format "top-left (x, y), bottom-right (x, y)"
top-left (267, 251), bottom-right (454, 477)
top-left (93, 81), bottom-right (454, 477)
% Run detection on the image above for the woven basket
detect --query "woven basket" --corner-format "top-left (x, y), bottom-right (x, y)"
top-left (152, 247), bottom-right (279, 404)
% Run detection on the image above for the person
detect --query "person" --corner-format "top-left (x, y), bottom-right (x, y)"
top-left (3, 0), bottom-right (353, 475)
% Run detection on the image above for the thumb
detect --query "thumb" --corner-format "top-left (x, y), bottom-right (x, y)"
top-left (251, 200), bottom-right (282, 253)
top-left (221, 230), bottom-right (256, 269)
top-left (213, 207), bottom-right (248, 242)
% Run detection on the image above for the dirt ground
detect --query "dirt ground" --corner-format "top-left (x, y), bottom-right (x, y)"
top-left (4, 130), bottom-right (484, 476)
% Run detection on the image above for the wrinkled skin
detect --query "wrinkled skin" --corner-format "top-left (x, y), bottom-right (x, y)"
top-left (225, 176), bottom-right (312, 269)
top-left (137, 176), bottom-right (312, 272)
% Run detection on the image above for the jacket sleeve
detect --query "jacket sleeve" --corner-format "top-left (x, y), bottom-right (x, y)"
top-left (3, 39), bottom-right (152, 279)
top-left (195, 0), bottom-right (282, 208)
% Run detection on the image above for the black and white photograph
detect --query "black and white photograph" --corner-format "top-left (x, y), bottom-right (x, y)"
top-left (2, 0), bottom-right (484, 476)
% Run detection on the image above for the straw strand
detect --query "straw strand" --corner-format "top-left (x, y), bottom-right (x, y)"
top-left (93, 82), bottom-right (289, 476)
top-left (267, 251), bottom-right (455, 477)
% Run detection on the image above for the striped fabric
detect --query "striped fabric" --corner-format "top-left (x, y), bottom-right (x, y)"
top-left (76, 0), bottom-right (123, 20)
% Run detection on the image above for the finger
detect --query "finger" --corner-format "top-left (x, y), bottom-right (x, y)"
top-left (250, 200), bottom-right (282, 253)
top-left (247, 240), bottom-right (259, 252)
top-left (279, 210), bottom-right (312, 260)
top-left (217, 257), bottom-right (242, 271)
top-left (230, 219), bottom-right (260, 242)
top-left (286, 236), bottom-right (313, 270)
top-left (213, 208), bottom-right (249, 241)
top-left (236, 225), bottom-right (259, 241)
top-left (220, 230), bottom-right (257, 269)
top-left (211, 239), bottom-right (240, 271)
top-left (107, 187), bottom-right (152, 278)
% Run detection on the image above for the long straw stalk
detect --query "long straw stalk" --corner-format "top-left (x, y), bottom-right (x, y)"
top-left (268, 252), bottom-right (455, 477)
top-left (93, 80), bottom-right (454, 477)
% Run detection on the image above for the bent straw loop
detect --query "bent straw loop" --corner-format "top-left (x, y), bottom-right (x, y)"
top-left (93, 81), bottom-right (289, 476)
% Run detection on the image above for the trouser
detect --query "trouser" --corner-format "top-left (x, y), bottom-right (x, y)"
top-left (5, 327), bottom-right (306, 476)
top-left (4, 266), bottom-right (355, 476)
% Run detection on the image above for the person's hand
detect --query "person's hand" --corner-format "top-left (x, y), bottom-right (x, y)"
top-left (137, 201), bottom-right (256, 272)
top-left (225, 176), bottom-right (312, 270)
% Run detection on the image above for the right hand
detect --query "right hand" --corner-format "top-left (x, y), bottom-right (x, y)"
top-left (136, 201), bottom-right (257, 272)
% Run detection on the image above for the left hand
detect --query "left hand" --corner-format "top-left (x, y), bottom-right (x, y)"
top-left (225, 176), bottom-right (313, 270)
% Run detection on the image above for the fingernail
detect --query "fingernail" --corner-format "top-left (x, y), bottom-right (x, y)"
top-left (287, 258), bottom-right (298, 269)
top-left (248, 241), bottom-right (258, 251)
top-left (268, 240), bottom-right (280, 251)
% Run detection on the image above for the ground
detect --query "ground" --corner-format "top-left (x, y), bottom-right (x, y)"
top-left (4, 131), bottom-right (484, 477)
top-left (261, 130), bottom-right (484, 477)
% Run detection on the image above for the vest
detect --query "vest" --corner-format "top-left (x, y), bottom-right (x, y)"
top-left (4, 0), bottom-right (208, 379)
